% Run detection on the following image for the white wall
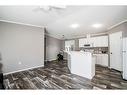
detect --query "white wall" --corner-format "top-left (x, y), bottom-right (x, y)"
top-left (45, 35), bottom-right (63, 61)
top-left (0, 21), bottom-right (44, 74)
top-left (108, 22), bottom-right (127, 38)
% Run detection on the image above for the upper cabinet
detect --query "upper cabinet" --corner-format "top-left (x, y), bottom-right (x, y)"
top-left (79, 36), bottom-right (108, 47)
top-left (79, 38), bottom-right (88, 47)
top-left (93, 36), bottom-right (108, 47)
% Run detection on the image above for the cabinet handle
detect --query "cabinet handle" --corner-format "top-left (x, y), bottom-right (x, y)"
top-left (110, 52), bottom-right (112, 54)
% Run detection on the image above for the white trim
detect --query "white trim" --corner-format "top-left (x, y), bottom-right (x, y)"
top-left (108, 19), bottom-right (127, 30)
top-left (3, 65), bottom-right (44, 75)
top-left (0, 19), bottom-right (44, 28)
top-left (1, 19), bottom-right (127, 40)
top-left (46, 58), bottom-right (57, 61)
top-left (65, 32), bottom-right (108, 40)
top-left (45, 32), bottom-right (62, 40)
top-left (65, 20), bottom-right (127, 40)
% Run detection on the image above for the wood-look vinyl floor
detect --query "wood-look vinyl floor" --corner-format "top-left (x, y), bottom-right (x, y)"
top-left (3, 60), bottom-right (127, 89)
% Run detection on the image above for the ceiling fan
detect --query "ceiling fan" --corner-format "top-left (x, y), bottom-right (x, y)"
top-left (33, 5), bottom-right (66, 12)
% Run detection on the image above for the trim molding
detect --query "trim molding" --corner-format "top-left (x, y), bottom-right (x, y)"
top-left (3, 65), bottom-right (44, 75)
top-left (65, 32), bottom-right (108, 40)
top-left (45, 32), bottom-right (63, 40)
top-left (108, 19), bottom-right (127, 30)
top-left (1, 19), bottom-right (127, 40)
top-left (46, 58), bottom-right (57, 62)
top-left (0, 19), bottom-right (44, 28)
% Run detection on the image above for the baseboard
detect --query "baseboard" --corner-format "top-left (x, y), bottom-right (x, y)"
top-left (45, 59), bottom-right (57, 62)
top-left (96, 64), bottom-right (108, 68)
top-left (63, 58), bottom-right (67, 60)
top-left (108, 67), bottom-right (122, 73)
top-left (3, 65), bottom-right (44, 75)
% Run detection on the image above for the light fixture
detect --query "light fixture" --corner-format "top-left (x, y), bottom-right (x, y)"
top-left (92, 23), bottom-right (103, 28)
top-left (70, 23), bottom-right (80, 29)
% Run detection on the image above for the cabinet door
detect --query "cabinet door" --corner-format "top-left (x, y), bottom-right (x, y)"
top-left (101, 55), bottom-right (108, 66)
top-left (100, 36), bottom-right (108, 47)
top-left (79, 38), bottom-right (87, 47)
top-left (96, 55), bottom-right (102, 65)
top-left (93, 36), bottom-right (108, 47)
top-left (89, 38), bottom-right (94, 47)
top-left (95, 54), bottom-right (108, 66)
top-left (79, 39), bottom-right (84, 47)
top-left (94, 37), bottom-right (101, 47)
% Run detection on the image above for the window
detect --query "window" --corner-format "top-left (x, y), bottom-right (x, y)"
top-left (65, 40), bottom-right (75, 51)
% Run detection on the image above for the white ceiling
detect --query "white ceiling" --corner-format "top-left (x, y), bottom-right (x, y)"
top-left (0, 6), bottom-right (127, 39)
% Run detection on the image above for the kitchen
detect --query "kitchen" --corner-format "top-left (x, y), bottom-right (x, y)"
top-left (64, 21), bottom-right (127, 80)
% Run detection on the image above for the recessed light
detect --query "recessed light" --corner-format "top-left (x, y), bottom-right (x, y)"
top-left (92, 23), bottom-right (103, 28)
top-left (70, 23), bottom-right (80, 29)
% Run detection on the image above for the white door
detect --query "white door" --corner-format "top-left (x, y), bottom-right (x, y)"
top-left (122, 37), bottom-right (127, 79)
top-left (109, 32), bottom-right (122, 71)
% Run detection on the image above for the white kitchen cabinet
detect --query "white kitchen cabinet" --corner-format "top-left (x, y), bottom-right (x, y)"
top-left (93, 36), bottom-right (108, 47)
top-left (79, 36), bottom-right (108, 47)
top-left (96, 54), bottom-right (102, 65)
top-left (94, 54), bottom-right (108, 67)
top-left (89, 37), bottom-right (94, 46)
top-left (79, 38), bottom-right (94, 47)
top-left (79, 38), bottom-right (87, 47)
top-left (93, 37), bottom-right (101, 47)
top-left (100, 36), bottom-right (108, 47)
top-left (102, 54), bottom-right (109, 66)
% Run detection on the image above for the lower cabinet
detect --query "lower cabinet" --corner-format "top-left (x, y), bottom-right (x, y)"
top-left (94, 54), bottom-right (108, 67)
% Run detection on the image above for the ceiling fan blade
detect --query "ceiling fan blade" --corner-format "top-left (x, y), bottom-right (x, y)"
top-left (33, 5), bottom-right (66, 12)
top-left (51, 5), bottom-right (66, 9)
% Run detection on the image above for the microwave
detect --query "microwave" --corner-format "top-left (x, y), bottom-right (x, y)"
top-left (84, 44), bottom-right (93, 47)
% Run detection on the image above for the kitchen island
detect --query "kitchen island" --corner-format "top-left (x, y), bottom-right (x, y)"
top-left (65, 51), bottom-right (95, 79)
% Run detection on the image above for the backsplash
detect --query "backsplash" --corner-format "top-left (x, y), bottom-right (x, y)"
top-left (79, 47), bottom-right (109, 54)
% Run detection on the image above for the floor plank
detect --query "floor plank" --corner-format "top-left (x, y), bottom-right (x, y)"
top-left (3, 61), bottom-right (127, 89)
